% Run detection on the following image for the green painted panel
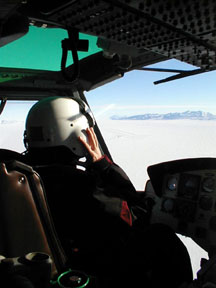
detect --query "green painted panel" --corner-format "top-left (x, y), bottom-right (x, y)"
top-left (0, 26), bottom-right (101, 71)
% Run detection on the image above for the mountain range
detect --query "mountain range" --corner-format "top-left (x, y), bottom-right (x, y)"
top-left (111, 111), bottom-right (216, 120)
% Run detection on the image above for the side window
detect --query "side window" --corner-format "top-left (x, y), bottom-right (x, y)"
top-left (0, 101), bottom-right (35, 153)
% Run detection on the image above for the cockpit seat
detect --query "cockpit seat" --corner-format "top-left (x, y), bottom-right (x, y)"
top-left (0, 159), bottom-right (67, 275)
top-left (0, 148), bottom-right (25, 162)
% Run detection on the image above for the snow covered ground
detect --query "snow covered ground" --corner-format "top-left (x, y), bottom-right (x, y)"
top-left (1, 119), bottom-right (215, 277)
top-left (98, 119), bottom-right (216, 190)
top-left (0, 121), bottom-right (26, 152)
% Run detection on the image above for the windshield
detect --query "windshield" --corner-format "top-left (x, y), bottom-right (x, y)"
top-left (2, 59), bottom-right (216, 190)
top-left (86, 59), bottom-right (216, 191)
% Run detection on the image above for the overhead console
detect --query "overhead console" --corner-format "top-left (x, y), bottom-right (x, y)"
top-left (146, 158), bottom-right (216, 257)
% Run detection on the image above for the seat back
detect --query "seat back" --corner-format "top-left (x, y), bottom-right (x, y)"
top-left (0, 148), bottom-right (25, 162)
top-left (0, 160), bottom-right (67, 275)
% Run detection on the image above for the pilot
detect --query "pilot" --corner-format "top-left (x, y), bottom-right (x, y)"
top-left (23, 96), bottom-right (193, 288)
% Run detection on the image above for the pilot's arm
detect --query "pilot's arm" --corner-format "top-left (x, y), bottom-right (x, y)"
top-left (79, 128), bottom-right (145, 226)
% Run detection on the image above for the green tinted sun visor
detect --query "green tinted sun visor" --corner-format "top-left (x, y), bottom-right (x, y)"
top-left (0, 26), bottom-right (101, 71)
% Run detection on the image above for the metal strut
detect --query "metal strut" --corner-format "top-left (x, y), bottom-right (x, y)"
top-left (138, 66), bottom-right (216, 85)
top-left (61, 28), bottom-right (89, 82)
top-left (0, 98), bottom-right (7, 115)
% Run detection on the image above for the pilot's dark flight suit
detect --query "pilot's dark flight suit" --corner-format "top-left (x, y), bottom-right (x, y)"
top-left (24, 148), bottom-right (193, 288)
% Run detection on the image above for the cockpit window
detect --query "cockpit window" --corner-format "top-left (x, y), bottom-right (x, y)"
top-left (86, 62), bottom-right (216, 192)
top-left (0, 101), bottom-right (35, 152)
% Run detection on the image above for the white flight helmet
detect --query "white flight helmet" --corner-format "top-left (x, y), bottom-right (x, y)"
top-left (24, 96), bottom-right (95, 157)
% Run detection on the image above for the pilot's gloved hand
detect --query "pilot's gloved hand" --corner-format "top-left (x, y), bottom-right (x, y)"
top-left (79, 127), bottom-right (103, 162)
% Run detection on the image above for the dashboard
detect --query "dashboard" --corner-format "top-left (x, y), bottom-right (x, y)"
top-left (146, 158), bottom-right (216, 257)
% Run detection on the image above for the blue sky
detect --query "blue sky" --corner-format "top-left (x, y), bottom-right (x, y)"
top-left (1, 26), bottom-right (216, 120)
top-left (86, 60), bottom-right (216, 118)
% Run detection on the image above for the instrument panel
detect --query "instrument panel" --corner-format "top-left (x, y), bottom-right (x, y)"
top-left (146, 158), bottom-right (216, 256)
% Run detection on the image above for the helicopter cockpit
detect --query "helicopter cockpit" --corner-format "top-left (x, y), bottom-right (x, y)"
top-left (1, 1), bottom-right (216, 288)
